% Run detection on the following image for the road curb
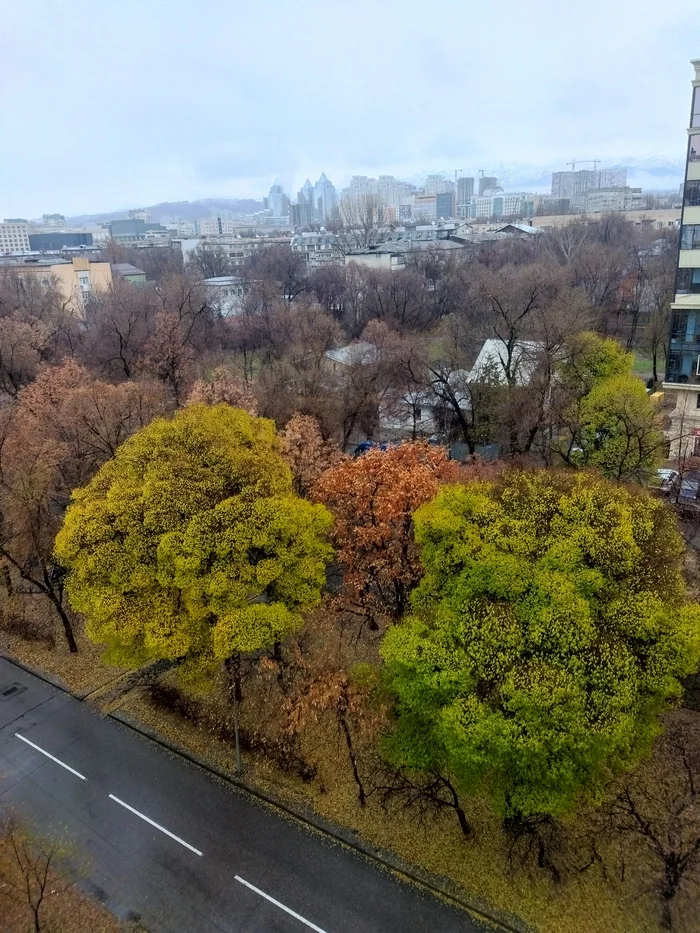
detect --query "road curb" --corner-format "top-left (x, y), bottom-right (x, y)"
top-left (1, 651), bottom-right (534, 933)
top-left (0, 651), bottom-right (74, 694)
top-left (108, 709), bottom-right (533, 933)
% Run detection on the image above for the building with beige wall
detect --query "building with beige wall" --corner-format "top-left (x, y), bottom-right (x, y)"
top-left (525, 208), bottom-right (681, 231)
top-left (10, 256), bottom-right (113, 313)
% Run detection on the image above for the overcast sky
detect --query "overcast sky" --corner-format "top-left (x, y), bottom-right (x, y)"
top-left (1, 0), bottom-right (700, 217)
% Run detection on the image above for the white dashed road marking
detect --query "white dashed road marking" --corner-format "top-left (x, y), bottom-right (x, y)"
top-left (108, 794), bottom-right (203, 856)
top-left (235, 875), bottom-right (329, 932)
top-left (15, 733), bottom-right (87, 780)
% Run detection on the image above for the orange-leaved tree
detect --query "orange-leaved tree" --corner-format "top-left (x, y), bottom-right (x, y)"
top-left (314, 442), bottom-right (463, 631)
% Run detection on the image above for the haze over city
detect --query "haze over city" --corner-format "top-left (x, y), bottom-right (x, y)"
top-left (2, 0), bottom-right (700, 217)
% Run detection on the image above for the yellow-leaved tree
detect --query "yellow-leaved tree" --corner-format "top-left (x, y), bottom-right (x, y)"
top-left (54, 405), bottom-right (333, 702)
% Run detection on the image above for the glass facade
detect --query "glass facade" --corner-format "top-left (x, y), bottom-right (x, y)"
top-left (666, 65), bottom-right (700, 388)
top-left (689, 134), bottom-right (700, 162)
top-left (684, 179), bottom-right (700, 206)
top-left (681, 224), bottom-right (700, 249)
top-left (667, 309), bottom-right (700, 383)
top-left (692, 87), bottom-right (700, 129)
top-left (677, 268), bottom-right (700, 293)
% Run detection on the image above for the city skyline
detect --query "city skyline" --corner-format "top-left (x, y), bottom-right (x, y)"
top-left (2, 0), bottom-right (700, 217)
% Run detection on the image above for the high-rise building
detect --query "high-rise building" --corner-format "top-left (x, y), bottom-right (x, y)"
top-left (436, 191), bottom-right (455, 219)
top-left (551, 168), bottom-right (628, 210)
top-left (424, 174), bottom-right (453, 196)
top-left (478, 175), bottom-right (499, 196)
top-left (457, 177), bottom-right (475, 204)
top-left (268, 181), bottom-right (289, 218)
top-left (664, 60), bottom-right (700, 455)
top-left (292, 179), bottom-right (316, 228)
top-left (456, 177), bottom-right (475, 219)
top-left (313, 172), bottom-right (337, 223)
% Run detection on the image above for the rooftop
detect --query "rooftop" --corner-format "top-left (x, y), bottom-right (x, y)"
top-left (112, 262), bottom-right (146, 276)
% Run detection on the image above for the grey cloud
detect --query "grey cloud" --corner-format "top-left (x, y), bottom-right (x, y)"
top-left (1, 0), bottom-right (699, 216)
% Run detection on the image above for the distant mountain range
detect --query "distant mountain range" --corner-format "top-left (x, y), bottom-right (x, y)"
top-left (66, 158), bottom-right (685, 224)
top-left (410, 158), bottom-right (685, 193)
top-left (66, 198), bottom-right (264, 225)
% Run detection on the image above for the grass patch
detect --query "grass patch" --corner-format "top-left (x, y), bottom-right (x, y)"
top-left (632, 354), bottom-right (654, 375)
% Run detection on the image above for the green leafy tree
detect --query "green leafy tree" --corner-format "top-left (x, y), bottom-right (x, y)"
top-left (54, 405), bottom-right (332, 685)
top-left (381, 470), bottom-right (700, 826)
top-left (555, 332), bottom-right (664, 480)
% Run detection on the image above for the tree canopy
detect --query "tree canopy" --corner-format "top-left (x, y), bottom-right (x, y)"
top-left (381, 470), bottom-right (700, 822)
top-left (54, 405), bottom-right (332, 676)
top-left (555, 332), bottom-right (664, 480)
top-left (314, 442), bottom-right (460, 629)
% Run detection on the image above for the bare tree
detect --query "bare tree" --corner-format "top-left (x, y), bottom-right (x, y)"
top-left (604, 713), bottom-right (700, 930)
top-left (1, 818), bottom-right (72, 932)
top-left (338, 194), bottom-right (389, 250)
top-left (186, 242), bottom-right (234, 279)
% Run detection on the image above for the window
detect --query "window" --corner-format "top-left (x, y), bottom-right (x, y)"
top-left (681, 225), bottom-right (700, 250)
top-left (690, 134), bottom-right (700, 163)
top-left (78, 272), bottom-right (91, 292)
top-left (671, 311), bottom-right (689, 339)
top-left (692, 88), bottom-right (700, 129)
top-left (685, 179), bottom-right (700, 206)
top-left (677, 268), bottom-right (700, 294)
top-left (695, 393), bottom-right (700, 408)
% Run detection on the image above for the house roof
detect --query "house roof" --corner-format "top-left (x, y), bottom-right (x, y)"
top-left (202, 275), bottom-right (245, 286)
top-left (495, 223), bottom-right (543, 236)
top-left (469, 338), bottom-right (542, 386)
top-left (112, 262), bottom-right (146, 276)
top-left (325, 341), bottom-right (379, 366)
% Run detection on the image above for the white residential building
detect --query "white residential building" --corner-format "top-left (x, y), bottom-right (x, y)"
top-left (583, 187), bottom-right (644, 212)
top-left (202, 275), bottom-right (247, 315)
top-left (0, 220), bottom-right (30, 254)
top-left (198, 217), bottom-right (239, 236)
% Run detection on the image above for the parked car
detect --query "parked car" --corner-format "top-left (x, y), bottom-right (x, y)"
top-left (655, 468), bottom-right (679, 493)
top-left (352, 440), bottom-right (389, 457)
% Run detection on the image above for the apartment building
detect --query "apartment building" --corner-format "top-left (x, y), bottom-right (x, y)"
top-left (467, 193), bottom-right (535, 219)
top-left (179, 236), bottom-right (291, 268)
top-left (551, 168), bottom-right (628, 210)
top-left (6, 256), bottom-right (113, 313)
top-left (0, 220), bottom-right (30, 253)
top-left (583, 186), bottom-right (643, 213)
top-left (663, 60), bottom-right (700, 456)
top-left (198, 217), bottom-right (239, 236)
top-left (290, 232), bottom-right (343, 265)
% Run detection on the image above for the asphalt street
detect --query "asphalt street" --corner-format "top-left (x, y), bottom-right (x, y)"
top-left (0, 656), bottom-right (492, 933)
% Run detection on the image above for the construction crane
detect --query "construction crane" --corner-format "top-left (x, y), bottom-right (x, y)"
top-left (566, 159), bottom-right (600, 172)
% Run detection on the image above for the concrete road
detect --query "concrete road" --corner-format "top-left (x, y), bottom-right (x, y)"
top-left (0, 657), bottom-right (492, 933)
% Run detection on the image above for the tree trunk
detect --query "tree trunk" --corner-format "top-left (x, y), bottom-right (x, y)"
top-left (0, 562), bottom-right (13, 597)
top-left (442, 775), bottom-right (471, 838)
top-left (225, 654), bottom-right (243, 774)
top-left (660, 860), bottom-right (680, 930)
top-left (339, 710), bottom-right (365, 807)
top-left (45, 588), bottom-right (78, 653)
